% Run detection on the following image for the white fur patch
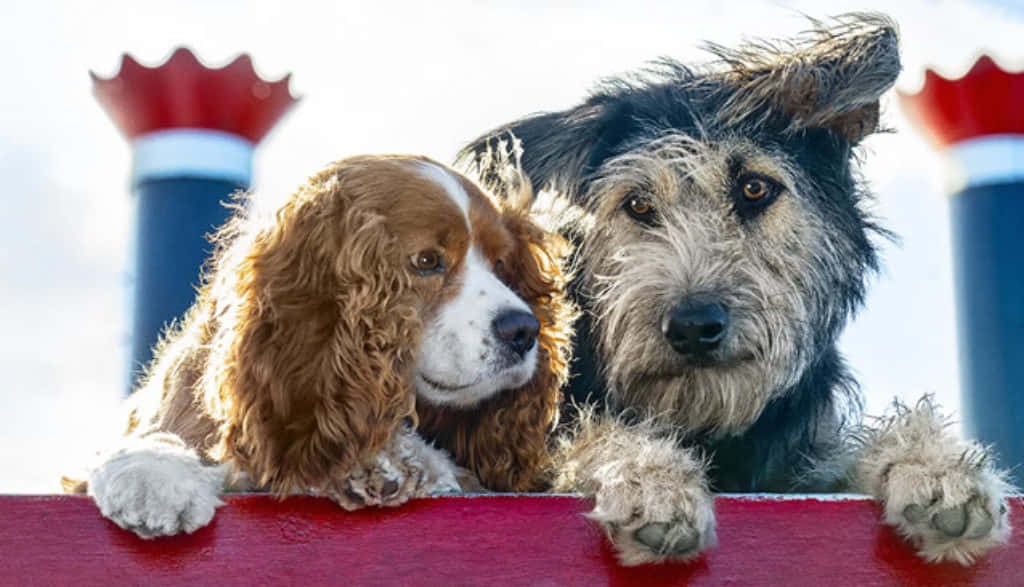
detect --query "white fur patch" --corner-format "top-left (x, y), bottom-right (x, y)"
top-left (418, 162), bottom-right (470, 220)
top-left (88, 434), bottom-right (226, 539)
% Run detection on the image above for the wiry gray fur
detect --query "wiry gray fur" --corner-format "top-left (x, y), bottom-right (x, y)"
top-left (459, 13), bottom-right (1013, 566)
top-left (582, 133), bottom-right (854, 434)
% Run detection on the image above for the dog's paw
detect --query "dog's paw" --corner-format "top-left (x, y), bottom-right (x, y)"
top-left (588, 451), bottom-right (716, 566)
top-left (333, 431), bottom-right (460, 510)
top-left (880, 453), bottom-right (1012, 565)
top-left (859, 397), bottom-right (1014, 565)
top-left (88, 438), bottom-right (225, 539)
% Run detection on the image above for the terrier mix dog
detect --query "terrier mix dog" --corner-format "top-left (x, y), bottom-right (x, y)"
top-left (462, 14), bottom-right (1012, 566)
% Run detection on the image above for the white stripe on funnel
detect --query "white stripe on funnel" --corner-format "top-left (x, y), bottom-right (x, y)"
top-left (131, 128), bottom-right (254, 187)
top-left (947, 134), bottom-right (1024, 191)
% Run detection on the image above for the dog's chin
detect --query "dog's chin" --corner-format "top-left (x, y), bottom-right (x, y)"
top-left (616, 351), bottom-right (780, 434)
top-left (414, 353), bottom-right (537, 409)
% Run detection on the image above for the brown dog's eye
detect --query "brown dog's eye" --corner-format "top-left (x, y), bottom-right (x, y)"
top-left (411, 250), bottom-right (443, 274)
top-left (494, 259), bottom-right (505, 272)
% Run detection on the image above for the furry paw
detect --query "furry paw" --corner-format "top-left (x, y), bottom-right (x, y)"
top-left (859, 397), bottom-right (1013, 565)
top-left (880, 455), bottom-right (1011, 565)
top-left (333, 431), bottom-right (460, 510)
top-left (88, 437), bottom-right (225, 539)
top-left (589, 449), bottom-right (716, 565)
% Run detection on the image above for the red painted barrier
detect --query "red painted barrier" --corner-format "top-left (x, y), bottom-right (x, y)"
top-left (1, 494), bottom-right (1021, 586)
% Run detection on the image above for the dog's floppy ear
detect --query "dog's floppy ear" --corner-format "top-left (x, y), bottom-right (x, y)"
top-left (458, 99), bottom-right (637, 203)
top-left (203, 164), bottom-right (418, 495)
top-left (710, 13), bottom-right (900, 143)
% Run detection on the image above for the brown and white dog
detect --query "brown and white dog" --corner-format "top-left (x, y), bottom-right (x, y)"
top-left (63, 155), bottom-right (572, 538)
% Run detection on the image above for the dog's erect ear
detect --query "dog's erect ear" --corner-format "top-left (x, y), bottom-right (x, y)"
top-left (458, 99), bottom-right (637, 202)
top-left (710, 13), bottom-right (900, 143)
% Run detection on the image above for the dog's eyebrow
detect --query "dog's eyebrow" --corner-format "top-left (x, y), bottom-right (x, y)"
top-left (726, 154), bottom-right (745, 178)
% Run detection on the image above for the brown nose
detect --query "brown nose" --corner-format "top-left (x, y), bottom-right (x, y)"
top-left (492, 310), bottom-right (540, 358)
top-left (662, 301), bottom-right (728, 355)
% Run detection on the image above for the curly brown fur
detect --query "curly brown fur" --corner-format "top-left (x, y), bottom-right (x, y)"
top-left (206, 162), bottom-right (422, 493)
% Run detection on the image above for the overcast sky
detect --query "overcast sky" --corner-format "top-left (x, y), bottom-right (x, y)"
top-left (1, 0), bottom-right (1021, 492)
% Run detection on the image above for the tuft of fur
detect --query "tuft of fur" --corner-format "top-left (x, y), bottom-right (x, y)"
top-left (705, 13), bottom-right (900, 141)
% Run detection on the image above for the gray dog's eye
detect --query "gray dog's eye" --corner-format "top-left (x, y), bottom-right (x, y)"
top-left (742, 178), bottom-right (771, 200)
top-left (623, 194), bottom-right (658, 225)
top-left (732, 173), bottom-right (782, 221)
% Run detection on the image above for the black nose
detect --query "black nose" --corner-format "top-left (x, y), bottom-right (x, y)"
top-left (662, 301), bottom-right (728, 355)
top-left (492, 310), bottom-right (541, 357)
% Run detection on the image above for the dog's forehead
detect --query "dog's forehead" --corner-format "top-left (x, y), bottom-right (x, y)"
top-left (414, 161), bottom-right (473, 217)
top-left (593, 136), bottom-right (794, 200)
top-left (413, 161), bottom-right (511, 258)
top-left (353, 160), bottom-right (466, 251)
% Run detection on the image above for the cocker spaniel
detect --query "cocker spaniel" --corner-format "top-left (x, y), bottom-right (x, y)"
top-left (63, 154), bottom-right (572, 538)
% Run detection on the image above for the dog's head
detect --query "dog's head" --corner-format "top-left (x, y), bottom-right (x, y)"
top-left (461, 14), bottom-right (899, 435)
top-left (206, 155), bottom-right (570, 493)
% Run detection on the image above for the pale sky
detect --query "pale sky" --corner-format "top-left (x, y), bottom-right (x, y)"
top-left (1, 0), bottom-right (1021, 492)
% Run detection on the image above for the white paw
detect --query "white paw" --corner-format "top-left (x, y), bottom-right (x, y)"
top-left (880, 451), bottom-right (1012, 565)
top-left (88, 439), bottom-right (225, 539)
top-left (589, 452), bottom-right (716, 565)
top-left (333, 431), bottom-right (460, 510)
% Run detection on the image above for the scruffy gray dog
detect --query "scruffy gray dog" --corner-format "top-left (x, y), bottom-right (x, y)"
top-left (462, 14), bottom-right (1013, 566)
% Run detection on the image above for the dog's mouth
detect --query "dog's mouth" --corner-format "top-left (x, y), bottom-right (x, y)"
top-left (415, 364), bottom-right (533, 409)
top-left (697, 350), bottom-right (757, 367)
top-left (417, 372), bottom-right (480, 392)
top-left (643, 350), bottom-right (759, 379)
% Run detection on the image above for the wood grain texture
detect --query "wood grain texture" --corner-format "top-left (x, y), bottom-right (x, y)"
top-left (1, 494), bottom-right (1021, 586)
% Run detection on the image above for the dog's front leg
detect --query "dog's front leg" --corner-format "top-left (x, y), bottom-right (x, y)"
top-left (855, 396), bottom-right (1013, 564)
top-left (88, 432), bottom-right (227, 539)
top-left (552, 411), bottom-right (716, 565)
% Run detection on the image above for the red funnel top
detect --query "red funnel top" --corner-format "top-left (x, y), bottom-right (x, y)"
top-left (91, 47), bottom-right (298, 144)
top-left (899, 56), bottom-right (1024, 148)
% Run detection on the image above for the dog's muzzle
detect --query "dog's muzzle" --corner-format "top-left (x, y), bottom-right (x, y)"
top-left (662, 300), bottom-right (728, 357)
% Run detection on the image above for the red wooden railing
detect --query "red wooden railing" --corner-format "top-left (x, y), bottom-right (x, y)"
top-left (1, 494), bottom-right (1021, 585)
